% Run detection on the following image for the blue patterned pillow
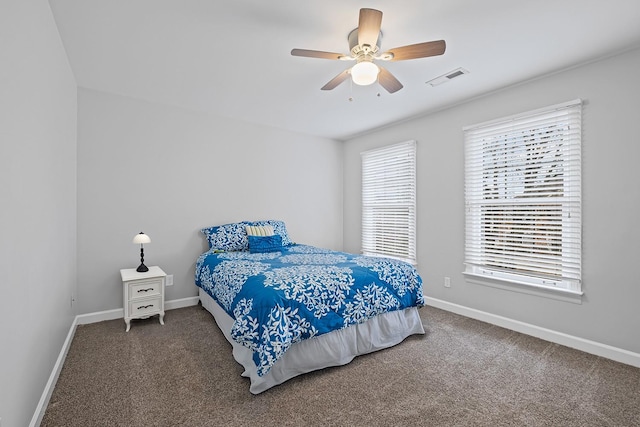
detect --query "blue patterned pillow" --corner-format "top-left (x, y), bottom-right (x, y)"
top-left (248, 235), bottom-right (283, 253)
top-left (249, 220), bottom-right (294, 246)
top-left (201, 222), bottom-right (249, 251)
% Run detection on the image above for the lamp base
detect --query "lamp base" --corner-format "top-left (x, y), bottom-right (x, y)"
top-left (136, 263), bottom-right (149, 273)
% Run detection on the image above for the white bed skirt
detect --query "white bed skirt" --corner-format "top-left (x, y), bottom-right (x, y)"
top-left (199, 288), bottom-right (425, 394)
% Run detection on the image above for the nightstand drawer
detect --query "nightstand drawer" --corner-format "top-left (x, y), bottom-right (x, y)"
top-left (129, 296), bottom-right (162, 317)
top-left (129, 279), bottom-right (162, 300)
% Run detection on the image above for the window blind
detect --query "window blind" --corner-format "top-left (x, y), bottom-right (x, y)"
top-left (361, 140), bottom-right (417, 264)
top-left (464, 100), bottom-right (582, 293)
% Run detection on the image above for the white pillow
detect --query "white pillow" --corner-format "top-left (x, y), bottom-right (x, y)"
top-left (245, 225), bottom-right (274, 237)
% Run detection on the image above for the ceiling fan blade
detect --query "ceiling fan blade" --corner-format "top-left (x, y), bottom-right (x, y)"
top-left (377, 66), bottom-right (403, 93)
top-left (358, 8), bottom-right (382, 48)
top-left (383, 40), bottom-right (446, 61)
top-left (291, 49), bottom-right (345, 60)
top-left (321, 69), bottom-right (351, 90)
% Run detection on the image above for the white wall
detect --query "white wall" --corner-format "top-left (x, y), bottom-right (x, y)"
top-left (344, 47), bottom-right (640, 355)
top-left (0, 1), bottom-right (77, 426)
top-left (77, 88), bottom-right (343, 314)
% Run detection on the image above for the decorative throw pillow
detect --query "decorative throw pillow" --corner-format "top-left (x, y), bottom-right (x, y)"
top-left (248, 234), bottom-right (283, 253)
top-left (245, 225), bottom-right (274, 237)
top-left (249, 220), bottom-right (294, 246)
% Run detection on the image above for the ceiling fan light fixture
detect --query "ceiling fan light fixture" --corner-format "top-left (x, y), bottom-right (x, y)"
top-left (351, 61), bottom-right (379, 86)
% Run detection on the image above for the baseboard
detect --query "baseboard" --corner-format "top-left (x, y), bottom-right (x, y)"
top-left (424, 296), bottom-right (640, 369)
top-left (76, 307), bottom-right (123, 325)
top-left (75, 296), bottom-right (200, 325)
top-left (31, 296), bottom-right (201, 426)
top-left (29, 315), bottom-right (79, 427)
top-left (166, 296), bottom-right (200, 311)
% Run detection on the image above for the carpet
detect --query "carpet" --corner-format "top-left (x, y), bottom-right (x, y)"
top-left (41, 305), bottom-right (640, 426)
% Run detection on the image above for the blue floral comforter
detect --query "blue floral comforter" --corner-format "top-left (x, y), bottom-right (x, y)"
top-left (195, 244), bottom-right (424, 377)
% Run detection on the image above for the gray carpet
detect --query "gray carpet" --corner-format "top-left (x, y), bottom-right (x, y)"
top-left (41, 305), bottom-right (640, 426)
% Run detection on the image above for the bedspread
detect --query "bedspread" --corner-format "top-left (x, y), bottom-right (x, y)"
top-left (195, 244), bottom-right (424, 376)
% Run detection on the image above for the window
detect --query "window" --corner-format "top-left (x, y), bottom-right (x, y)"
top-left (361, 140), bottom-right (417, 264)
top-left (464, 100), bottom-right (582, 295)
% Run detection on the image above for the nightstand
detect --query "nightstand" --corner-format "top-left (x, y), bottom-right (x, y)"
top-left (120, 266), bottom-right (166, 332)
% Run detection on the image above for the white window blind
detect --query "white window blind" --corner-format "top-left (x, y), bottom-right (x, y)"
top-left (464, 100), bottom-right (582, 294)
top-left (361, 140), bottom-right (417, 264)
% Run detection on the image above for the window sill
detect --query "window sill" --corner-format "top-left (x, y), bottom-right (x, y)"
top-left (463, 272), bottom-right (583, 304)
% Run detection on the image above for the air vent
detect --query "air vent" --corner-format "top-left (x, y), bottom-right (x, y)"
top-left (426, 67), bottom-right (469, 87)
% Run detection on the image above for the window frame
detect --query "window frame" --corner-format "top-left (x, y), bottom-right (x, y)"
top-left (463, 100), bottom-right (582, 298)
top-left (361, 140), bottom-right (417, 265)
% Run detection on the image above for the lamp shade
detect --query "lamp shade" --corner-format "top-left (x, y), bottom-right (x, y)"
top-left (132, 232), bottom-right (151, 244)
top-left (351, 61), bottom-right (379, 86)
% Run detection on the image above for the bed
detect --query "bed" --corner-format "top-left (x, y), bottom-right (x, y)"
top-left (195, 220), bottom-right (425, 393)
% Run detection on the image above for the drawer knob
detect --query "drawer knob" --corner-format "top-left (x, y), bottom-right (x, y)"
top-left (137, 288), bottom-right (154, 293)
top-left (137, 304), bottom-right (154, 310)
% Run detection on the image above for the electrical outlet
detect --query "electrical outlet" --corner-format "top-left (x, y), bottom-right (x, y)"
top-left (166, 275), bottom-right (174, 286)
top-left (444, 277), bottom-right (451, 288)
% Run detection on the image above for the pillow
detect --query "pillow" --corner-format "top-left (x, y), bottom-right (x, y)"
top-left (248, 234), bottom-right (283, 253)
top-left (201, 222), bottom-right (249, 251)
top-left (245, 225), bottom-right (274, 237)
top-left (249, 220), bottom-right (294, 246)
top-left (201, 219), bottom-right (293, 251)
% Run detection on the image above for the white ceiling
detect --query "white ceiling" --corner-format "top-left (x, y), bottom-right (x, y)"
top-left (49, 0), bottom-right (640, 140)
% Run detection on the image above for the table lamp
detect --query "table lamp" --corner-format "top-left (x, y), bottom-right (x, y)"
top-left (132, 232), bottom-right (151, 272)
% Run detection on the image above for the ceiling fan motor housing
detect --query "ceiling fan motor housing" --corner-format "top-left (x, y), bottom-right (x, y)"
top-left (348, 28), bottom-right (382, 61)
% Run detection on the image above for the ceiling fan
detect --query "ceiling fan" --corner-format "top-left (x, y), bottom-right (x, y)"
top-left (291, 8), bottom-right (446, 94)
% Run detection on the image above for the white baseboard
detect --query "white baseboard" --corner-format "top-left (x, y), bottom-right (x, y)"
top-left (166, 296), bottom-right (200, 311)
top-left (425, 296), bottom-right (640, 369)
top-left (74, 296), bottom-right (200, 325)
top-left (29, 316), bottom-right (79, 427)
top-left (30, 296), bottom-right (201, 426)
top-left (76, 307), bottom-right (123, 325)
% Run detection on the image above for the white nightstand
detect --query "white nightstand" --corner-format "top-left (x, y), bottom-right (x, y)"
top-left (120, 266), bottom-right (166, 332)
